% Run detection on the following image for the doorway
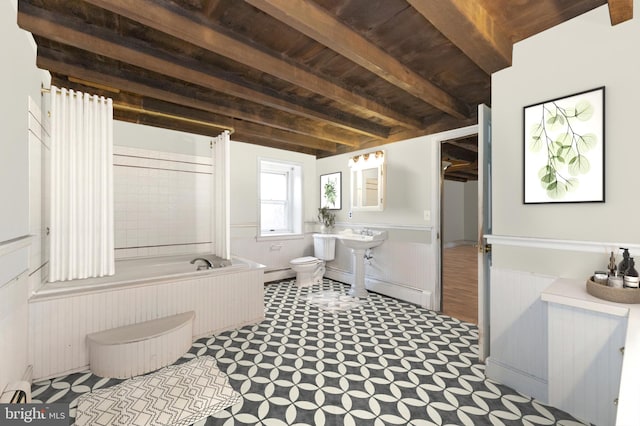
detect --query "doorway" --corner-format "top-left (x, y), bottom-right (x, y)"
top-left (440, 135), bottom-right (478, 324)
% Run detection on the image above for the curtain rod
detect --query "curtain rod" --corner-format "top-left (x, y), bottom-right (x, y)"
top-left (41, 86), bottom-right (235, 134)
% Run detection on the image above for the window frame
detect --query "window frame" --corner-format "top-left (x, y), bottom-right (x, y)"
top-left (257, 158), bottom-right (303, 240)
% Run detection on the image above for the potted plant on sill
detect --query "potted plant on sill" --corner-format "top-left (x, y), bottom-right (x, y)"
top-left (317, 207), bottom-right (335, 233)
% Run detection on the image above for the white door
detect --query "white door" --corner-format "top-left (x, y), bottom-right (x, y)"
top-left (477, 104), bottom-right (492, 361)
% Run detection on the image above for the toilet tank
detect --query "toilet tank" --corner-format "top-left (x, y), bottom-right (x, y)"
top-left (313, 234), bottom-right (336, 261)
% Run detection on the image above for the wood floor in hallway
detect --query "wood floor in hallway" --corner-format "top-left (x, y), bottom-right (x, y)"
top-left (442, 244), bottom-right (478, 324)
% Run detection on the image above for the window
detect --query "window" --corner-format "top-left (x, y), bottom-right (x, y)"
top-left (259, 159), bottom-right (302, 238)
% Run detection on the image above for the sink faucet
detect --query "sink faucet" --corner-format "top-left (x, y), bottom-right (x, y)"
top-left (361, 228), bottom-right (373, 236)
top-left (190, 257), bottom-right (213, 270)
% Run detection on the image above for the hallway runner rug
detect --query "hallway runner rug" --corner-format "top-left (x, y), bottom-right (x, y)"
top-left (75, 356), bottom-right (240, 426)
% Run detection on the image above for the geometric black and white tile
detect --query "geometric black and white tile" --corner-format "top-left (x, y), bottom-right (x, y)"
top-left (32, 279), bottom-right (589, 425)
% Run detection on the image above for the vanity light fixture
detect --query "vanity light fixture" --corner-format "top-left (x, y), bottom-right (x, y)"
top-left (348, 150), bottom-right (385, 170)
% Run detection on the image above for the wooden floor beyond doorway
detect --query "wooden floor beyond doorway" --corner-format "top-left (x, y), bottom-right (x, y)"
top-left (442, 244), bottom-right (478, 324)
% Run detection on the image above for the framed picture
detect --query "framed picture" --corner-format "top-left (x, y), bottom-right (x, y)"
top-left (523, 87), bottom-right (605, 204)
top-left (320, 172), bottom-right (341, 210)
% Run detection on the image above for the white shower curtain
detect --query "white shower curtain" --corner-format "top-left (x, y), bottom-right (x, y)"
top-left (213, 130), bottom-right (230, 260)
top-left (49, 86), bottom-right (114, 282)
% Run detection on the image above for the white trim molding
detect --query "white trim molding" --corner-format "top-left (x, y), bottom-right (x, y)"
top-left (324, 266), bottom-right (433, 310)
top-left (0, 235), bottom-right (34, 258)
top-left (485, 357), bottom-right (548, 403)
top-left (485, 234), bottom-right (640, 254)
top-left (335, 222), bottom-right (433, 232)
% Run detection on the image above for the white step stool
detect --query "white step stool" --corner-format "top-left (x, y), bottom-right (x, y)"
top-left (87, 311), bottom-right (195, 379)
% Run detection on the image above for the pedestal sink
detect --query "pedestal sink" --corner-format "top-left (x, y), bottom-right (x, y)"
top-left (337, 229), bottom-right (388, 298)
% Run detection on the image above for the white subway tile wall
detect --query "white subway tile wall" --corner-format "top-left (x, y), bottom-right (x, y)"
top-left (113, 146), bottom-right (213, 259)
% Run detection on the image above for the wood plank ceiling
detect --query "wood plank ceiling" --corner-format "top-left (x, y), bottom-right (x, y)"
top-left (18, 0), bottom-right (628, 158)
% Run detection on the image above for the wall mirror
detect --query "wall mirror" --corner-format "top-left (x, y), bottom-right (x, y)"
top-left (349, 150), bottom-right (385, 211)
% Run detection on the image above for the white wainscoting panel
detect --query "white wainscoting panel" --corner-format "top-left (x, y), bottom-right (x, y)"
top-left (547, 303), bottom-right (626, 426)
top-left (325, 232), bottom-right (434, 309)
top-left (486, 267), bottom-right (555, 402)
top-left (0, 270), bottom-right (29, 395)
top-left (29, 268), bottom-right (264, 380)
top-left (232, 224), bottom-right (435, 302)
top-left (231, 230), bottom-right (312, 280)
top-left (361, 240), bottom-right (433, 292)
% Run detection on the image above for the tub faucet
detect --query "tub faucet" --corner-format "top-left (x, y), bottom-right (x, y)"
top-left (190, 257), bottom-right (213, 270)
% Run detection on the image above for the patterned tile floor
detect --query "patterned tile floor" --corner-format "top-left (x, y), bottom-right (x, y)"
top-left (32, 279), bottom-right (588, 425)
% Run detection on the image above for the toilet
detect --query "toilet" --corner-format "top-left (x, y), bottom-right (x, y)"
top-left (290, 234), bottom-right (336, 287)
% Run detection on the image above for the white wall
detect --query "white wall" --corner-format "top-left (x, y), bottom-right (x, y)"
top-left (443, 181), bottom-right (465, 244)
top-left (443, 180), bottom-right (478, 244)
top-left (493, 4), bottom-right (640, 256)
top-left (316, 136), bottom-right (436, 306)
top-left (464, 181), bottom-right (478, 241)
top-left (230, 141), bottom-right (317, 276)
top-left (0, 0), bottom-right (50, 394)
top-left (317, 137), bottom-right (435, 227)
top-left (489, 1), bottom-right (640, 403)
top-left (113, 121), bottom-right (211, 157)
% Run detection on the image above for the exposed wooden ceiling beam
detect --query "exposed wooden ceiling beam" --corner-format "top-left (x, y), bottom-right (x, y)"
top-left (232, 120), bottom-right (337, 152)
top-left (446, 140), bottom-right (478, 153)
top-left (82, 0), bottom-right (423, 129)
top-left (113, 102), bottom-right (233, 132)
top-left (608, 0), bottom-right (633, 25)
top-left (330, 114), bottom-right (478, 156)
top-left (245, 0), bottom-right (470, 120)
top-left (445, 173), bottom-right (475, 182)
top-left (114, 109), bottom-right (226, 139)
top-left (56, 76), bottom-right (336, 153)
top-left (407, 0), bottom-right (512, 75)
top-left (38, 52), bottom-right (363, 147)
top-left (114, 110), bottom-right (318, 156)
top-left (135, 98), bottom-right (337, 153)
top-left (17, 2), bottom-right (389, 141)
top-left (232, 132), bottom-right (318, 156)
top-left (446, 161), bottom-right (477, 172)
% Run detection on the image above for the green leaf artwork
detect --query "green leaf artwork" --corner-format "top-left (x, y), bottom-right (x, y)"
top-left (324, 180), bottom-right (337, 207)
top-left (320, 172), bottom-right (341, 209)
top-left (526, 91), bottom-right (601, 201)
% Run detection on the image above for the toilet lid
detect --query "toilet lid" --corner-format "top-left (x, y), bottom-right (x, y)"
top-left (290, 256), bottom-right (318, 265)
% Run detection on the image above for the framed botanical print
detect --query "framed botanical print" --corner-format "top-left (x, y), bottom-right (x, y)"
top-left (523, 87), bottom-right (605, 204)
top-left (320, 172), bottom-right (341, 210)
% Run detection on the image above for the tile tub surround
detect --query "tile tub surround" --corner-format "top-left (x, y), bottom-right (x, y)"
top-left (32, 279), bottom-right (588, 425)
top-left (113, 146), bottom-right (213, 259)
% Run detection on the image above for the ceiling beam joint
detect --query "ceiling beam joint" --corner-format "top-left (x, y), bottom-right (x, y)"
top-left (608, 0), bottom-right (633, 25)
top-left (407, 0), bottom-right (513, 75)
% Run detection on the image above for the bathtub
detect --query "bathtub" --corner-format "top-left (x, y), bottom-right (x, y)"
top-left (32, 254), bottom-right (260, 300)
top-left (29, 254), bottom-right (266, 380)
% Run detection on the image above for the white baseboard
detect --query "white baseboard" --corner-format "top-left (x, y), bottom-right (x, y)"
top-left (444, 240), bottom-right (476, 249)
top-left (485, 356), bottom-right (548, 403)
top-left (324, 267), bottom-right (352, 286)
top-left (264, 268), bottom-right (295, 283)
top-left (325, 267), bottom-right (433, 309)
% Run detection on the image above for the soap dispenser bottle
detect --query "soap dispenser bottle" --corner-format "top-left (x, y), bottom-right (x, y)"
top-left (608, 251), bottom-right (617, 277)
top-left (624, 258), bottom-right (639, 288)
top-left (619, 248), bottom-right (631, 276)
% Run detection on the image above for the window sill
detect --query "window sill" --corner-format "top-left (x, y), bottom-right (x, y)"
top-left (256, 233), bottom-right (305, 242)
